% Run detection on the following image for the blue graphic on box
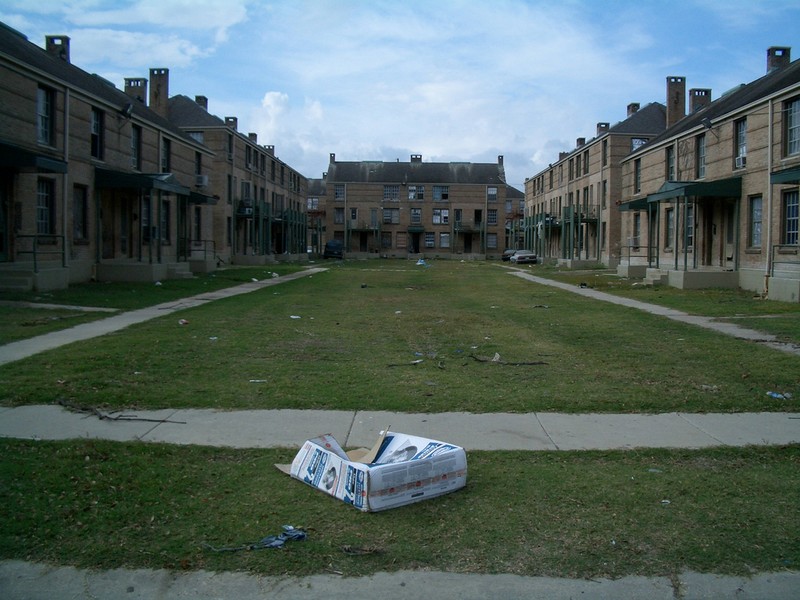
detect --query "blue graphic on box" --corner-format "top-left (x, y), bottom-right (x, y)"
top-left (303, 449), bottom-right (329, 487)
top-left (342, 464), bottom-right (367, 509)
top-left (413, 442), bottom-right (457, 460)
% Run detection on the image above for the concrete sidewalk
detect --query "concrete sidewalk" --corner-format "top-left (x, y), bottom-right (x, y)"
top-left (1, 405), bottom-right (798, 451)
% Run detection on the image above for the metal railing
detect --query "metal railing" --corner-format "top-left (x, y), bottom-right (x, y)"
top-left (15, 234), bottom-right (66, 272)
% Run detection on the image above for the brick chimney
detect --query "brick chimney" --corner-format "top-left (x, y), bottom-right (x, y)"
top-left (225, 117), bottom-right (238, 131)
top-left (576, 137), bottom-right (586, 148)
top-left (411, 154), bottom-right (422, 163)
top-left (597, 122), bottom-right (609, 135)
top-left (627, 103), bottom-right (640, 117)
top-left (45, 35), bottom-right (70, 62)
top-left (195, 95), bottom-right (208, 110)
top-left (149, 68), bottom-right (169, 117)
top-left (498, 155), bottom-right (504, 165)
top-left (330, 153), bottom-right (336, 163)
top-left (666, 76), bottom-right (686, 128)
top-left (690, 89), bottom-right (712, 113)
top-left (767, 47), bottom-right (791, 73)
top-left (248, 133), bottom-right (258, 143)
top-left (125, 78), bottom-right (148, 104)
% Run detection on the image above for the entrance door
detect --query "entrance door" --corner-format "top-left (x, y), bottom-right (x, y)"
top-left (101, 197), bottom-right (115, 259)
top-left (359, 231), bottom-right (368, 252)
top-left (464, 234), bottom-right (473, 254)
top-left (724, 201), bottom-right (736, 266)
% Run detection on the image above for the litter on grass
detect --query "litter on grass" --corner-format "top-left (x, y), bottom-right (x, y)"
top-left (203, 525), bottom-right (307, 552)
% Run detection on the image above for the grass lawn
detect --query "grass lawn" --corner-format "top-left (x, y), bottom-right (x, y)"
top-left (1, 439), bottom-right (797, 579)
top-left (1, 261), bottom-right (797, 413)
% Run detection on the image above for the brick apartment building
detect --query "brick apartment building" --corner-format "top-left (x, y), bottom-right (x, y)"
top-left (525, 101), bottom-right (666, 267)
top-left (617, 47), bottom-right (800, 302)
top-left (312, 154), bottom-right (524, 259)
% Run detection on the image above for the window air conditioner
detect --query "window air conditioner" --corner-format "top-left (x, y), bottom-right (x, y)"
top-left (195, 174), bottom-right (208, 187)
top-left (735, 156), bottom-right (747, 169)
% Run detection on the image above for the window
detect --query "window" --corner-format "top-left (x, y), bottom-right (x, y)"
top-left (161, 137), bottom-right (171, 172)
top-left (350, 208), bottom-right (357, 221)
top-left (410, 208), bottom-right (422, 224)
top-left (602, 180), bottom-right (607, 209)
top-left (786, 97), bottom-right (800, 156)
top-left (131, 125), bottom-right (142, 169)
top-left (696, 134), bottom-right (706, 178)
top-left (432, 208), bottom-right (449, 224)
top-left (749, 195), bottom-right (762, 248)
top-left (334, 184), bottom-right (345, 201)
top-left (631, 138), bottom-right (648, 152)
top-left (487, 186), bottom-right (497, 202)
top-left (193, 206), bottom-right (202, 240)
top-left (665, 208), bottom-right (675, 249)
top-left (195, 152), bottom-right (202, 176)
top-left (90, 108), bottom-right (104, 159)
top-left (487, 209), bottom-right (498, 225)
top-left (632, 212), bottom-right (641, 249)
top-left (383, 185), bottom-right (400, 202)
top-left (188, 131), bottom-right (204, 143)
top-left (602, 139), bottom-right (608, 167)
top-left (370, 208), bottom-right (378, 227)
top-left (73, 185), bottom-right (88, 241)
top-left (334, 207), bottom-right (344, 224)
top-left (784, 190), bottom-right (799, 245)
top-left (407, 185), bottom-right (424, 200)
top-left (583, 150), bottom-right (589, 175)
top-left (666, 146), bottom-right (675, 180)
top-left (160, 200), bottom-right (170, 242)
top-left (424, 232), bottom-right (435, 248)
top-left (383, 208), bottom-right (400, 224)
top-left (433, 185), bottom-right (449, 201)
top-left (36, 179), bottom-right (55, 234)
top-left (37, 86), bottom-right (54, 145)
top-left (440, 232), bottom-right (450, 248)
top-left (486, 233), bottom-right (498, 249)
top-left (307, 197), bottom-right (319, 210)
top-left (395, 232), bottom-right (406, 249)
top-left (382, 231), bottom-right (393, 249)
top-left (684, 205), bottom-right (694, 249)
top-left (735, 118), bottom-right (747, 167)
top-left (634, 159), bottom-right (642, 193)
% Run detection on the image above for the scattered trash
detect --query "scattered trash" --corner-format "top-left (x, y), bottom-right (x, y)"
top-left (492, 352), bottom-right (501, 362)
top-left (388, 359), bottom-right (424, 367)
top-left (416, 258), bottom-right (427, 266)
top-left (395, 310), bottom-right (402, 314)
top-left (648, 468), bottom-right (663, 474)
top-left (203, 525), bottom-right (307, 552)
top-left (290, 315), bottom-right (301, 319)
top-left (209, 336), bottom-right (218, 341)
top-left (469, 354), bottom-right (548, 366)
top-left (154, 281), bottom-right (162, 286)
top-left (361, 283), bottom-right (368, 288)
top-left (276, 429), bottom-right (467, 512)
top-left (249, 379), bottom-right (268, 383)
top-left (661, 499), bottom-right (671, 506)
top-left (579, 282), bottom-right (588, 288)
top-left (699, 384), bottom-right (719, 392)
top-left (271, 272), bottom-right (279, 278)
top-left (341, 544), bottom-right (384, 556)
top-left (252, 278), bottom-right (259, 282)
top-left (766, 391), bottom-right (786, 400)
top-left (533, 304), bottom-right (550, 309)
top-left (178, 319), bottom-right (189, 325)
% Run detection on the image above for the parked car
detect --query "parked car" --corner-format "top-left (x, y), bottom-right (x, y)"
top-left (501, 249), bottom-right (517, 262)
top-left (323, 239), bottom-right (344, 259)
top-left (509, 250), bottom-right (537, 264)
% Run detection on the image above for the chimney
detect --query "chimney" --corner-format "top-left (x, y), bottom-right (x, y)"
top-left (498, 155), bottom-right (504, 165)
top-left (411, 154), bottom-right (422, 163)
top-left (666, 76), bottom-right (686, 128)
top-left (149, 68), bottom-right (169, 117)
top-left (576, 137), bottom-right (586, 148)
top-left (225, 117), bottom-right (238, 131)
top-left (125, 78), bottom-right (148, 104)
top-left (597, 122), bottom-right (609, 135)
top-left (265, 145), bottom-right (275, 155)
top-left (627, 103), bottom-right (640, 117)
top-left (690, 88), bottom-right (712, 113)
top-left (329, 153), bottom-right (336, 163)
top-left (767, 46), bottom-right (791, 73)
top-left (559, 152), bottom-right (569, 160)
top-left (195, 95), bottom-right (208, 110)
top-left (248, 133), bottom-right (258, 143)
top-left (45, 35), bottom-right (70, 62)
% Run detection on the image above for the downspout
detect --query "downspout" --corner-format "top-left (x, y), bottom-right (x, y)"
top-left (765, 98), bottom-right (775, 295)
top-left (683, 196), bottom-right (688, 272)
top-left (62, 88), bottom-right (70, 268)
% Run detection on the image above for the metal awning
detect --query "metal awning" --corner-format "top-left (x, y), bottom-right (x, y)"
top-left (0, 141), bottom-right (68, 173)
top-left (95, 168), bottom-right (190, 195)
top-left (617, 198), bottom-right (649, 212)
top-left (771, 166), bottom-right (800, 185)
top-left (407, 226), bottom-right (425, 233)
top-left (646, 177), bottom-right (742, 203)
top-left (189, 191), bottom-right (218, 205)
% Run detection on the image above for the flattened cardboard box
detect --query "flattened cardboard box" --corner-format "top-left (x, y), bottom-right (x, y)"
top-left (276, 430), bottom-right (467, 512)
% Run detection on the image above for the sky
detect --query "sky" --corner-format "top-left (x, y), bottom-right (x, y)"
top-left (2, 0), bottom-right (799, 190)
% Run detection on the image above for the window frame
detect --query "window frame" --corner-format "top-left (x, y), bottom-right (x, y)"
top-left (37, 86), bottom-right (55, 146)
top-left (748, 195), bottom-right (762, 248)
top-left (90, 107), bottom-right (105, 160)
top-left (786, 97), bottom-right (800, 157)
top-left (784, 189), bottom-right (799, 245)
top-left (696, 134), bottom-right (706, 179)
top-left (36, 178), bottom-right (56, 235)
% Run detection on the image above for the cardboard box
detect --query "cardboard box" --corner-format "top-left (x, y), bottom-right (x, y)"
top-left (277, 430), bottom-right (467, 512)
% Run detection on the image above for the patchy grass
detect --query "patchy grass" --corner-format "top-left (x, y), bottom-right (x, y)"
top-left (1, 439), bottom-right (796, 579)
top-left (1, 261), bottom-right (797, 413)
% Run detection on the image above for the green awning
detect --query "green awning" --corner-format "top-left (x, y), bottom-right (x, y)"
top-left (646, 177), bottom-right (742, 203)
top-left (771, 166), bottom-right (800, 185)
top-left (189, 191), bottom-right (218, 205)
top-left (407, 226), bottom-right (425, 233)
top-left (95, 168), bottom-right (190, 195)
top-left (618, 198), bottom-right (649, 212)
top-left (0, 141), bottom-right (67, 173)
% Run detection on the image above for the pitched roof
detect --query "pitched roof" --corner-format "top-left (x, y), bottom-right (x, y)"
top-left (636, 58), bottom-right (800, 151)
top-left (327, 159), bottom-right (507, 185)
top-left (608, 102), bottom-right (667, 135)
top-left (168, 94), bottom-right (227, 128)
top-left (0, 22), bottom-right (202, 148)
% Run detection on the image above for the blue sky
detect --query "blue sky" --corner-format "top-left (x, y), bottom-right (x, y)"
top-left (2, 0), bottom-right (799, 189)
